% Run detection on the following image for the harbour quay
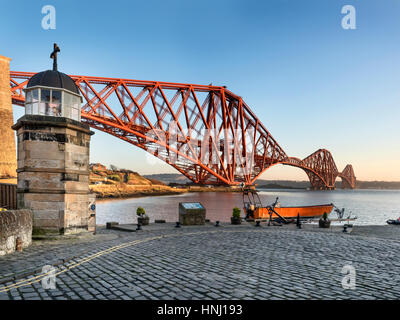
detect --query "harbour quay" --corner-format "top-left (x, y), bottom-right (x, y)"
top-left (0, 222), bottom-right (399, 300)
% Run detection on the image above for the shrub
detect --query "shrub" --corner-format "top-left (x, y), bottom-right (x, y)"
top-left (232, 207), bottom-right (241, 218)
top-left (108, 174), bottom-right (121, 182)
top-left (136, 207), bottom-right (146, 217)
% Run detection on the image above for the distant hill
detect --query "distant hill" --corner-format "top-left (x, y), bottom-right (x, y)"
top-left (355, 181), bottom-right (400, 190)
top-left (143, 173), bottom-right (191, 185)
top-left (90, 163), bottom-right (165, 186)
top-left (142, 174), bottom-right (400, 190)
top-left (256, 180), bottom-right (310, 189)
top-left (254, 180), bottom-right (400, 190)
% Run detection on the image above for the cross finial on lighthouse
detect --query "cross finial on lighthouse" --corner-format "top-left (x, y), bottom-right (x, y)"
top-left (50, 43), bottom-right (60, 71)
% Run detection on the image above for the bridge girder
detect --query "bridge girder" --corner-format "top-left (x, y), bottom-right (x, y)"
top-left (9, 71), bottom-right (355, 189)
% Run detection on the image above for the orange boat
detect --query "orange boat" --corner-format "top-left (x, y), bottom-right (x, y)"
top-left (242, 188), bottom-right (333, 221)
top-left (252, 204), bottom-right (334, 220)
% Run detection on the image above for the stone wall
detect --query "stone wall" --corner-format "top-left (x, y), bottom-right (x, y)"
top-left (0, 55), bottom-right (17, 178)
top-left (0, 209), bottom-right (32, 256)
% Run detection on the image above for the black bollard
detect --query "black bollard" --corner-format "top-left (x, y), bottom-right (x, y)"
top-left (296, 213), bottom-right (302, 229)
top-left (215, 221), bottom-right (220, 227)
top-left (175, 221), bottom-right (181, 228)
top-left (136, 223), bottom-right (142, 231)
top-left (343, 225), bottom-right (348, 233)
top-left (255, 220), bottom-right (261, 227)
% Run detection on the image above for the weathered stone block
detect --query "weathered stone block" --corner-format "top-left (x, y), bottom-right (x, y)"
top-left (0, 209), bottom-right (32, 255)
top-left (106, 221), bottom-right (119, 229)
top-left (179, 202), bottom-right (206, 225)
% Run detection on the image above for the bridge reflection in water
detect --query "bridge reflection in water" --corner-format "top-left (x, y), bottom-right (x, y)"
top-left (10, 71), bottom-right (355, 189)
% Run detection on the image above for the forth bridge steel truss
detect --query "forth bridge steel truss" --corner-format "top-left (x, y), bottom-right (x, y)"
top-left (10, 71), bottom-right (356, 189)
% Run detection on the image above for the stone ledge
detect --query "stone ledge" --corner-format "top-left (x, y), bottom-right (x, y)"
top-left (12, 115), bottom-right (94, 135)
top-left (16, 167), bottom-right (89, 175)
top-left (16, 189), bottom-right (90, 194)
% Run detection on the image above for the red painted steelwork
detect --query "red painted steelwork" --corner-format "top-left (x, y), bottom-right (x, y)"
top-left (9, 71), bottom-right (356, 189)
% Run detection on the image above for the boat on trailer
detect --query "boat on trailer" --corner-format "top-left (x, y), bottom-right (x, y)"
top-left (387, 219), bottom-right (400, 225)
top-left (257, 204), bottom-right (334, 220)
top-left (242, 188), bottom-right (334, 222)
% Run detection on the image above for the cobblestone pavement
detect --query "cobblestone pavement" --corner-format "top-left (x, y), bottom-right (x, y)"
top-left (0, 223), bottom-right (399, 300)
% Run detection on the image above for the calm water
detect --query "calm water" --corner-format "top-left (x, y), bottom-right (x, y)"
top-left (96, 189), bottom-right (400, 226)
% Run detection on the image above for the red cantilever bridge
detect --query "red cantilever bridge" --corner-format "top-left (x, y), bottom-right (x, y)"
top-left (9, 71), bottom-right (356, 190)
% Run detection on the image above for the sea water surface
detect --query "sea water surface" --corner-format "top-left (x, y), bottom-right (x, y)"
top-left (96, 189), bottom-right (400, 226)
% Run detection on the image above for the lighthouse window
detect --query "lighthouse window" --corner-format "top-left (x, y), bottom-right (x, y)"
top-left (64, 91), bottom-right (72, 106)
top-left (26, 91), bottom-right (32, 103)
top-left (32, 102), bottom-right (38, 114)
top-left (32, 89), bottom-right (39, 102)
top-left (39, 89), bottom-right (51, 115)
top-left (70, 95), bottom-right (81, 121)
top-left (25, 87), bottom-right (81, 120)
top-left (49, 90), bottom-right (62, 116)
top-left (51, 90), bottom-right (62, 104)
top-left (25, 89), bottom-right (39, 115)
top-left (62, 91), bottom-right (80, 120)
top-left (71, 107), bottom-right (78, 120)
top-left (41, 89), bottom-right (51, 103)
top-left (26, 103), bottom-right (32, 114)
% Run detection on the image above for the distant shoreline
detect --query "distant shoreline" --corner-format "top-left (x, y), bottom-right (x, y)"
top-left (90, 184), bottom-right (244, 199)
top-left (91, 183), bottom-right (400, 200)
top-left (143, 174), bottom-right (400, 190)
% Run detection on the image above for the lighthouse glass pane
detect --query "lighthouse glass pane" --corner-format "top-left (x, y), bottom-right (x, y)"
top-left (48, 103), bottom-right (61, 117)
top-left (39, 89), bottom-right (50, 115)
top-left (39, 102), bottom-right (46, 115)
top-left (32, 102), bottom-right (39, 114)
top-left (25, 103), bottom-right (32, 114)
top-left (32, 89), bottom-right (39, 102)
top-left (73, 96), bottom-right (81, 108)
top-left (48, 90), bottom-right (62, 116)
top-left (41, 89), bottom-right (50, 103)
top-left (71, 107), bottom-right (79, 121)
top-left (63, 104), bottom-right (70, 118)
top-left (64, 92), bottom-right (72, 107)
top-left (26, 91), bottom-right (32, 103)
top-left (51, 90), bottom-right (62, 105)
top-left (71, 96), bottom-right (81, 121)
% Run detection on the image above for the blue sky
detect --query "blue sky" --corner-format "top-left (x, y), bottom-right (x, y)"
top-left (1, 0), bottom-right (399, 181)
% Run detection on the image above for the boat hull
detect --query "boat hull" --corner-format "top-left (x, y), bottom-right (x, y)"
top-left (251, 204), bottom-right (334, 220)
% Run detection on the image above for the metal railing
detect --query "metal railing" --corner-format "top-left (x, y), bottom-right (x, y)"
top-left (0, 183), bottom-right (17, 210)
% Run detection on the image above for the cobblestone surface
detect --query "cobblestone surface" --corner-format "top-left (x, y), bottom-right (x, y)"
top-left (0, 223), bottom-right (399, 300)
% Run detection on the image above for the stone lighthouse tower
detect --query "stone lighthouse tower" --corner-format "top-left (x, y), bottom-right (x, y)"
top-left (12, 44), bottom-right (96, 235)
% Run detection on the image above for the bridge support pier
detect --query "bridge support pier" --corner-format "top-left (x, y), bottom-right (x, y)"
top-left (0, 55), bottom-right (17, 179)
top-left (311, 186), bottom-right (336, 191)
